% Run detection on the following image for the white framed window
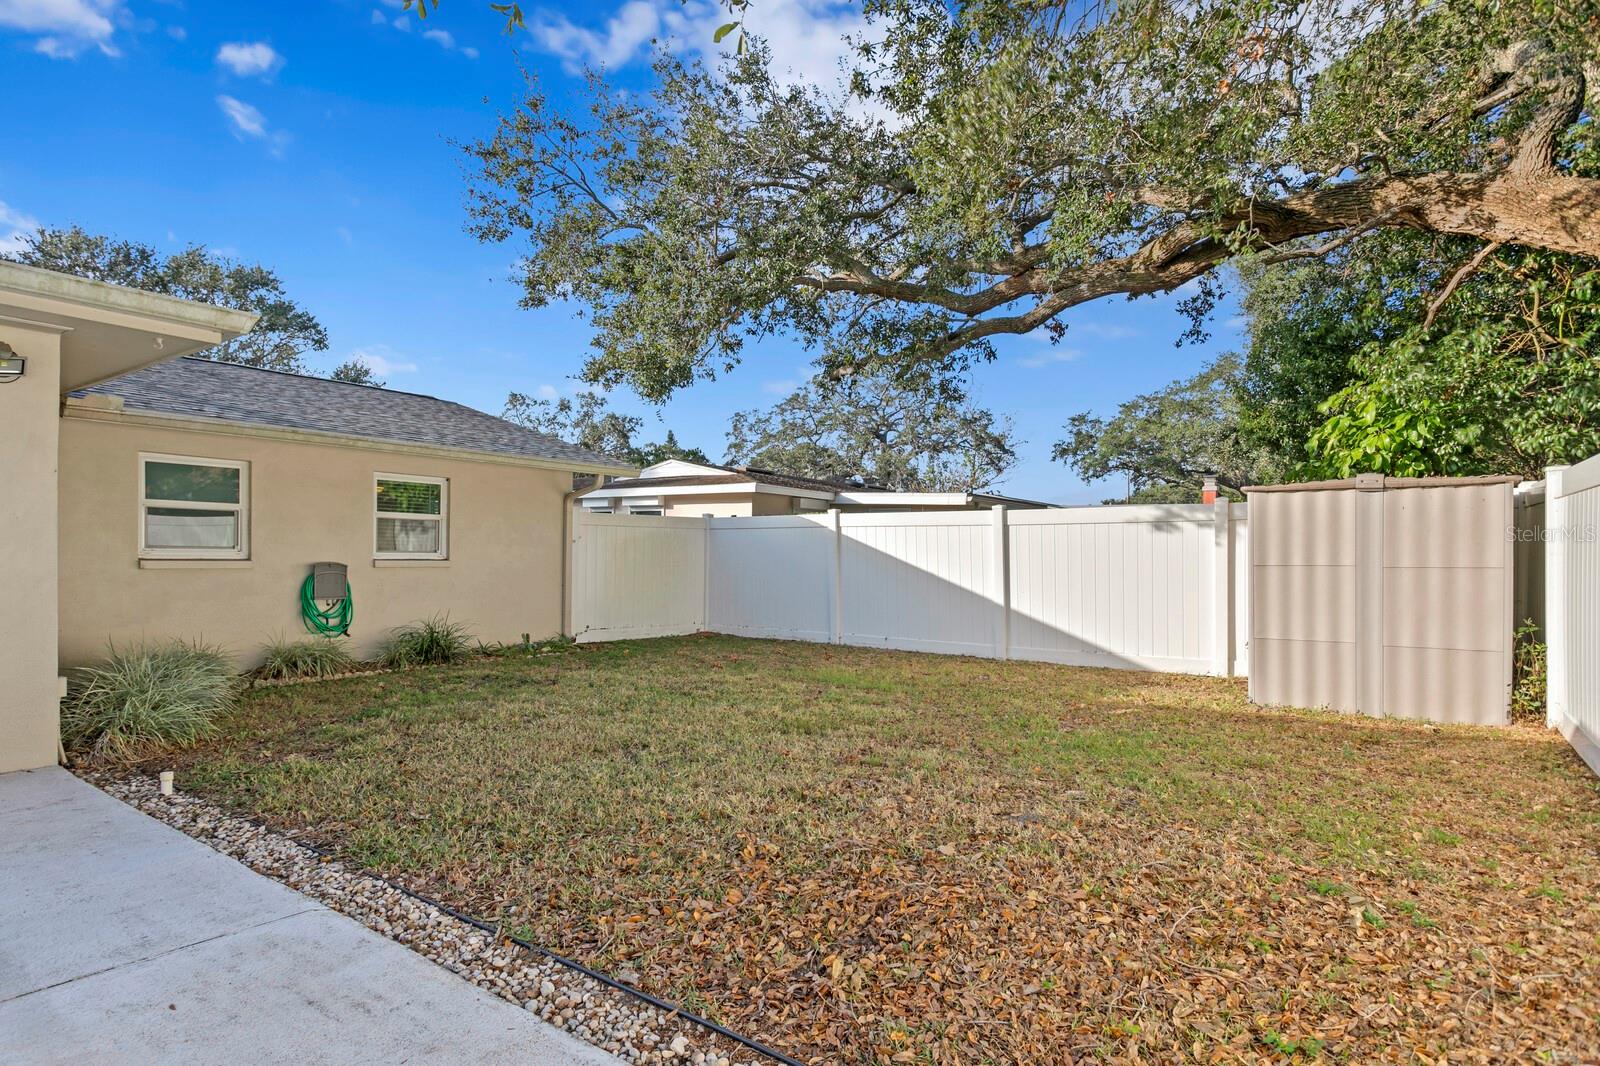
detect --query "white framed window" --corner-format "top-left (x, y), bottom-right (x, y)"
top-left (374, 474), bottom-right (448, 559)
top-left (139, 453), bottom-right (249, 559)
top-left (625, 505), bottom-right (664, 516)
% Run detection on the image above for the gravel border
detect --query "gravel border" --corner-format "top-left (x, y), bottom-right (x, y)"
top-left (89, 772), bottom-right (767, 1066)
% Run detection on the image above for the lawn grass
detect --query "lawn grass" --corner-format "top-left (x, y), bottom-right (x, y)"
top-left (155, 635), bottom-right (1600, 1064)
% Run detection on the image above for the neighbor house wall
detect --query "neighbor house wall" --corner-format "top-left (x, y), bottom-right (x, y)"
top-left (661, 493), bottom-right (800, 518)
top-left (0, 321), bottom-right (65, 773)
top-left (58, 412), bottom-right (572, 667)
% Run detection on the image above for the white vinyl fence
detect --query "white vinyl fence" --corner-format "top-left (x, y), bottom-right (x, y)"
top-left (570, 502), bottom-right (1249, 677)
top-left (1546, 459), bottom-right (1600, 775)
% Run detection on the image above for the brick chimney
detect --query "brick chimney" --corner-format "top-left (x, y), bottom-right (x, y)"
top-left (1201, 474), bottom-right (1219, 504)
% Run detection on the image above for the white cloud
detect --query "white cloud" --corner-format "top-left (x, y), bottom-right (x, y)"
top-left (347, 345), bottom-right (418, 377)
top-left (0, 200), bottom-right (41, 256)
top-left (761, 378), bottom-right (798, 395)
top-left (215, 94), bottom-right (290, 156)
top-left (536, 383), bottom-right (561, 399)
top-left (33, 35), bottom-right (77, 57)
top-left (1074, 321), bottom-right (1139, 341)
top-left (1016, 346), bottom-right (1084, 370)
top-left (371, 5), bottom-right (477, 57)
top-left (216, 94), bottom-right (267, 138)
top-left (529, 0), bottom-right (874, 89)
top-left (0, 0), bottom-right (121, 56)
top-left (216, 41), bottom-right (283, 78)
top-left (530, 0), bottom-right (661, 71)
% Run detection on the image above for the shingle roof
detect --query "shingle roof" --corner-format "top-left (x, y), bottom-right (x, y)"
top-left (80, 357), bottom-right (634, 471)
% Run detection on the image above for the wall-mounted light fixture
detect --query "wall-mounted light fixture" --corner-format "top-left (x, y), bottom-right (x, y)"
top-left (0, 341), bottom-right (25, 384)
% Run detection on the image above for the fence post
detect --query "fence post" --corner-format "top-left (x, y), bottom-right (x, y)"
top-left (829, 508), bottom-right (843, 644)
top-left (991, 504), bottom-right (1010, 660)
top-left (1353, 472), bottom-right (1386, 716)
top-left (701, 517), bottom-right (712, 633)
top-left (1212, 495), bottom-right (1232, 677)
top-left (1546, 465), bottom-right (1568, 730)
top-left (563, 504), bottom-right (578, 638)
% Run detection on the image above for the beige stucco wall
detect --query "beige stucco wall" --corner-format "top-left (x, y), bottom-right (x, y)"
top-left (1, 322), bottom-right (64, 773)
top-left (661, 492), bottom-right (802, 518)
top-left (59, 413), bottom-right (573, 668)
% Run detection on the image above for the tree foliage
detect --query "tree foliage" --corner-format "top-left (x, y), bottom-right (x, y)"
top-left (465, 0), bottom-right (1600, 401)
top-left (1054, 354), bottom-right (1267, 502)
top-left (330, 359), bottom-right (386, 387)
top-left (4, 225), bottom-right (329, 373)
top-left (1305, 247), bottom-right (1600, 478)
top-left (1063, 224), bottom-right (1600, 493)
top-left (502, 390), bottom-right (706, 466)
top-left (724, 369), bottom-right (1018, 491)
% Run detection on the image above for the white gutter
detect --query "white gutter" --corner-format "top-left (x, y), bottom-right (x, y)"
top-left (0, 260), bottom-right (259, 338)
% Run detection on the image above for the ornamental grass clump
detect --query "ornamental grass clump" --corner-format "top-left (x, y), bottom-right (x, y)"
top-left (257, 636), bottom-right (358, 681)
top-left (62, 641), bottom-right (238, 761)
top-left (379, 614), bottom-right (473, 668)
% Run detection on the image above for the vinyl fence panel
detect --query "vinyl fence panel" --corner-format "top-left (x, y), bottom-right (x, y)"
top-left (1547, 460), bottom-right (1600, 775)
top-left (1006, 505), bottom-right (1222, 673)
top-left (707, 516), bottom-right (834, 643)
top-left (570, 502), bottom-right (1247, 677)
top-left (568, 512), bottom-right (706, 640)
top-left (1246, 475), bottom-right (1517, 726)
top-left (838, 511), bottom-right (1001, 657)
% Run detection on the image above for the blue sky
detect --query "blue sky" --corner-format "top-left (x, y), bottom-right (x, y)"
top-left (2, 0), bottom-right (1242, 504)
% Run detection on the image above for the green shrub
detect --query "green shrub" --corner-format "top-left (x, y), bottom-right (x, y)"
top-left (258, 636), bottom-right (358, 681)
top-left (1510, 619), bottom-right (1547, 724)
top-left (63, 641), bottom-right (238, 761)
top-left (380, 614), bottom-right (474, 668)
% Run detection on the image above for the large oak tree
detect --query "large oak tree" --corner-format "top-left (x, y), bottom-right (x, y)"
top-left (464, 0), bottom-right (1599, 400)
top-left (725, 369), bottom-right (1019, 491)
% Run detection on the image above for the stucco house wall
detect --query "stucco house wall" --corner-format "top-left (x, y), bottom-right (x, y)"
top-left (1, 320), bottom-right (65, 773)
top-left (59, 411), bottom-right (572, 667)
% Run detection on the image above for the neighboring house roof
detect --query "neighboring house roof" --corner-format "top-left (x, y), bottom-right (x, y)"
top-left (834, 490), bottom-right (1052, 509)
top-left (578, 459), bottom-right (1053, 509)
top-left (77, 357), bottom-right (634, 472)
top-left (593, 467), bottom-right (883, 495)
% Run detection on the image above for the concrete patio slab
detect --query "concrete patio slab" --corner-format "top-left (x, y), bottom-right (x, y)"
top-left (0, 767), bottom-right (617, 1065)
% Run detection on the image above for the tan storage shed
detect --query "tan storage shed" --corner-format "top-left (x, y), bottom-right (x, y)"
top-left (1245, 474), bottom-right (1519, 726)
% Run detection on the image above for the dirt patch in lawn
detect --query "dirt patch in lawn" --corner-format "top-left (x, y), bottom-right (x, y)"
top-left (146, 636), bottom-right (1600, 1064)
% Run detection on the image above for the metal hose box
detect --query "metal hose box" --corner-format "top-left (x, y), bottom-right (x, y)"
top-left (311, 561), bottom-right (348, 601)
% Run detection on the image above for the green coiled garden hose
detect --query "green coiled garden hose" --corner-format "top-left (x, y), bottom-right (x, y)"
top-left (300, 574), bottom-right (353, 636)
